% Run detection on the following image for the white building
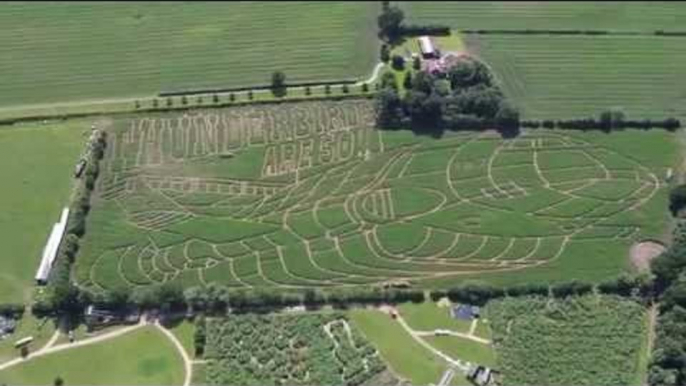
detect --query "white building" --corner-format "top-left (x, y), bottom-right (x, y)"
top-left (35, 208), bottom-right (70, 285)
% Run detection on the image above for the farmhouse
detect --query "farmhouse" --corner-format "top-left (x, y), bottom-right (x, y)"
top-left (451, 304), bottom-right (480, 320)
top-left (418, 36), bottom-right (438, 59)
top-left (35, 208), bottom-right (70, 285)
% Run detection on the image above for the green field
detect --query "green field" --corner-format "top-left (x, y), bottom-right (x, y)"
top-left (0, 2), bottom-right (378, 108)
top-left (424, 336), bottom-right (497, 368)
top-left (398, 301), bottom-right (472, 333)
top-left (0, 120), bottom-right (86, 302)
top-left (464, 34), bottom-right (686, 120)
top-left (486, 295), bottom-right (647, 386)
top-left (402, 2), bottom-right (686, 31)
top-left (204, 312), bottom-right (385, 385)
top-left (72, 100), bottom-right (680, 293)
top-left (350, 309), bottom-right (448, 386)
top-left (0, 327), bottom-right (184, 385)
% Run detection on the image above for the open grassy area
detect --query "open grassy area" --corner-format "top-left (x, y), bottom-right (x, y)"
top-left (0, 120), bottom-right (87, 302)
top-left (0, 327), bottom-right (184, 385)
top-left (168, 319), bottom-right (195, 359)
top-left (397, 301), bottom-right (471, 333)
top-left (0, 2), bottom-right (378, 108)
top-left (485, 295), bottom-right (647, 386)
top-left (401, 2), bottom-right (686, 31)
top-left (424, 336), bottom-right (497, 368)
top-left (71, 99), bottom-right (680, 293)
top-left (465, 34), bottom-right (686, 120)
top-left (349, 309), bottom-right (447, 386)
top-left (0, 312), bottom-right (55, 363)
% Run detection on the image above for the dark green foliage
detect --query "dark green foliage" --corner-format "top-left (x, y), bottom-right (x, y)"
top-left (375, 88), bottom-right (405, 129)
top-left (361, 83), bottom-right (369, 93)
top-left (205, 313), bottom-right (384, 386)
top-left (377, 5), bottom-right (404, 44)
top-left (229, 93), bottom-right (235, 102)
top-left (413, 56), bottom-right (421, 70)
top-left (212, 94), bottom-right (219, 103)
top-left (380, 44), bottom-right (390, 63)
top-left (446, 281), bottom-right (505, 306)
top-left (325, 85), bottom-right (331, 95)
top-left (62, 234), bottom-right (80, 263)
top-left (134, 100), bottom-right (140, 109)
top-left (152, 99), bottom-right (159, 108)
top-left (248, 90), bottom-right (254, 100)
top-left (181, 96), bottom-right (188, 105)
top-left (374, 56), bottom-right (519, 137)
top-left (342, 84), bottom-right (349, 94)
top-left (670, 185), bottom-right (686, 216)
top-left (194, 316), bottom-right (206, 357)
top-left (271, 71), bottom-right (287, 98)
top-left (391, 55), bottom-right (405, 71)
top-left (305, 86), bottom-right (311, 96)
top-left (550, 280), bottom-right (593, 298)
top-left (0, 304), bottom-right (25, 318)
top-left (54, 377), bottom-right (64, 386)
top-left (380, 71), bottom-right (397, 90)
top-left (403, 71), bottom-right (413, 90)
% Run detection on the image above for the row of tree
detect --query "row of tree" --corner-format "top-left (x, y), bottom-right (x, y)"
top-left (377, 2), bottom-right (449, 45)
top-left (40, 130), bottom-right (107, 319)
top-left (522, 110), bottom-right (680, 132)
top-left (375, 56), bottom-right (520, 137)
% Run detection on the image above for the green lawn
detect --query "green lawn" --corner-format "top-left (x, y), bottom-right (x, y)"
top-left (0, 312), bottom-right (55, 363)
top-left (402, 2), bottom-right (686, 31)
top-left (424, 336), bottom-right (497, 368)
top-left (169, 320), bottom-right (195, 359)
top-left (350, 309), bottom-right (447, 386)
top-left (465, 34), bottom-right (686, 120)
top-left (398, 301), bottom-right (472, 333)
top-left (0, 120), bottom-right (86, 302)
top-left (0, 327), bottom-right (185, 386)
top-left (0, 2), bottom-right (378, 108)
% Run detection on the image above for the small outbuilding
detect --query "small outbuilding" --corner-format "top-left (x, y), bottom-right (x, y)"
top-left (450, 304), bottom-right (480, 320)
top-left (418, 36), bottom-right (438, 59)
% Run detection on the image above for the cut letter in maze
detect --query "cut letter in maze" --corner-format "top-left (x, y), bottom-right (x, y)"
top-left (77, 101), bottom-right (664, 292)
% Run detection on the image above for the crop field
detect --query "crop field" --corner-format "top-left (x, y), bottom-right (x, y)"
top-left (0, 327), bottom-right (184, 385)
top-left (0, 2), bottom-right (378, 107)
top-left (0, 120), bottom-right (86, 302)
top-left (74, 100), bottom-right (679, 292)
top-left (401, 2), bottom-right (686, 31)
top-left (464, 35), bottom-right (686, 120)
top-left (485, 295), bottom-right (648, 386)
top-left (203, 312), bottom-right (385, 385)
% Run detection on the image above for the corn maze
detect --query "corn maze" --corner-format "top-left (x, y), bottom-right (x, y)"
top-left (75, 100), bottom-right (664, 292)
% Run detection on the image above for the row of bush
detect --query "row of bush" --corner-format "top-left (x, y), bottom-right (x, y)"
top-left (460, 29), bottom-right (686, 36)
top-left (158, 78), bottom-right (358, 98)
top-left (521, 112), bottom-right (681, 132)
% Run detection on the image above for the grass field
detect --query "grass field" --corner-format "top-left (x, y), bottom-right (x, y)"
top-left (485, 295), bottom-right (647, 386)
top-left (401, 2), bottom-right (686, 31)
top-left (0, 2), bottom-right (378, 108)
top-left (72, 100), bottom-right (681, 293)
top-left (424, 336), bottom-right (497, 368)
top-left (0, 120), bottom-right (87, 302)
top-left (398, 301), bottom-right (472, 333)
top-left (168, 320), bottom-right (195, 359)
top-left (464, 34), bottom-right (686, 120)
top-left (0, 327), bottom-right (184, 385)
top-left (350, 309), bottom-right (447, 386)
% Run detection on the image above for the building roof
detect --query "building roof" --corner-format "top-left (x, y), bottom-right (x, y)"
top-left (35, 208), bottom-right (70, 283)
top-left (450, 304), bottom-right (480, 320)
top-left (418, 36), bottom-right (435, 55)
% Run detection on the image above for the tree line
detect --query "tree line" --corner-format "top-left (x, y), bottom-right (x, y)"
top-left (378, 2), bottom-right (449, 45)
top-left (522, 110), bottom-right (680, 132)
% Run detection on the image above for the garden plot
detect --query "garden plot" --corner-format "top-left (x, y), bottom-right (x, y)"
top-left (75, 100), bottom-right (676, 292)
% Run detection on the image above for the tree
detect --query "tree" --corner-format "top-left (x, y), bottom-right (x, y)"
top-left (181, 96), bottom-right (188, 105)
top-left (305, 86), bottom-right (311, 96)
top-left (212, 94), bottom-right (219, 103)
top-left (670, 184), bottom-right (686, 216)
top-left (391, 55), bottom-right (405, 71)
top-left (599, 108), bottom-right (625, 131)
top-left (54, 377), bottom-right (64, 386)
top-left (166, 97), bottom-right (172, 107)
top-left (196, 96), bottom-right (203, 105)
top-left (247, 90), bottom-right (254, 100)
top-left (377, 5), bottom-right (404, 44)
top-left (229, 93), bottom-right (235, 102)
top-left (134, 100), bottom-right (140, 109)
top-left (380, 71), bottom-right (397, 90)
top-left (152, 99), bottom-right (159, 108)
top-left (403, 71), bottom-right (413, 90)
top-left (324, 85), bottom-right (331, 95)
top-left (271, 71), bottom-right (287, 98)
top-left (375, 87), bottom-right (406, 129)
top-left (361, 83), bottom-right (369, 93)
top-left (495, 103), bottom-right (520, 138)
top-left (413, 56), bottom-right (421, 70)
top-left (380, 44), bottom-right (390, 63)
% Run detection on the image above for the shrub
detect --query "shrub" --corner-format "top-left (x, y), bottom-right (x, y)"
top-left (152, 99), bottom-right (159, 108)
top-left (247, 90), bottom-right (254, 100)
top-left (342, 84), bottom-right (349, 94)
top-left (670, 185), bottom-right (686, 216)
top-left (380, 44), bottom-right (390, 63)
top-left (391, 55), bottom-right (405, 71)
top-left (413, 56), bottom-right (421, 70)
top-left (181, 96), bottom-right (188, 105)
top-left (324, 85), bottom-right (331, 95)
top-left (304, 86), bottom-right (311, 96)
top-left (229, 93), bottom-right (235, 102)
top-left (212, 94), bottom-right (219, 103)
top-left (361, 83), bottom-right (369, 93)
